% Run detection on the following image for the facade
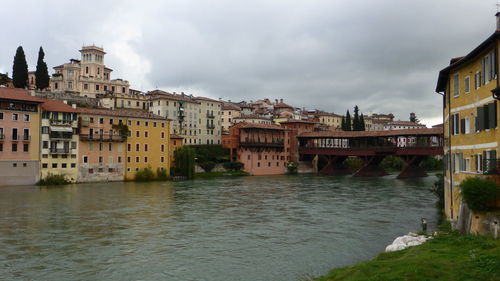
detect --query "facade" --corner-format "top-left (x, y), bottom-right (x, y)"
top-left (384, 120), bottom-right (427, 130)
top-left (40, 100), bottom-right (79, 182)
top-left (232, 114), bottom-right (273, 125)
top-left (436, 14), bottom-right (500, 233)
top-left (99, 90), bottom-right (149, 111)
top-left (315, 111), bottom-right (343, 129)
top-left (221, 104), bottom-right (241, 134)
top-left (76, 109), bottom-right (127, 182)
top-left (50, 46), bottom-right (130, 97)
top-left (124, 113), bottom-right (170, 180)
top-left (148, 90), bottom-right (200, 145)
top-left (0, 88), bottom-right (44, 185)
top-left (193, 97), bottom-right (223, 145)
top-left (225, 123), bottom-right (290, 175)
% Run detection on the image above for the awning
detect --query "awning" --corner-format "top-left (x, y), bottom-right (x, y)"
top-left (50, 126), bottom-right (73, 132)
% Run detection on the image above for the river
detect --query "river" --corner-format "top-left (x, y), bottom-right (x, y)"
top-left (0, 174), bottom-right (439, 281)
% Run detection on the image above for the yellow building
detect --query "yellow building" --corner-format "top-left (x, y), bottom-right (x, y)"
top-left (315, 111), bottom-right (343, 129)
top-left (436, 14), bottom-right (500, 233)
top-left (124, 113), bottom-right (171, 180)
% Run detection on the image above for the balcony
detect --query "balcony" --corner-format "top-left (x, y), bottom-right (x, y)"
top-left (49, 132), bottom-right (73, 140)
top-left (206, 113), bottom-right (215, 118)
top-left (49, 147), bottom-right (70, 154)
top-left (11, 134), bottom-right (19, 141)
top-left (22, 135), bottom-right (31, 142)
top-left (207, 124), bottom-right (216, 129)
top-left (240, 140), bottom-right (284, 149)
top-left (80, 134), bottom-right (126, 142)
top-left (50, 119), bottom-right (73, 126)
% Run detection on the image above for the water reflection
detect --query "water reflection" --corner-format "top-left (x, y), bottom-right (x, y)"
top-left (0, 175), bottom-right (439, 281)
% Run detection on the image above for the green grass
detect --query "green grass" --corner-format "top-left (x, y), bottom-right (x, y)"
top-left (314, 232), bottom-right (500, 281)
top-left (194, 171), bottom-right (250, 179)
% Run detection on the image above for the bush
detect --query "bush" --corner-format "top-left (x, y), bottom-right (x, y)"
top-left (286, 161), bottom-right (298, 175)
top-left (174, 146), bottom-right (195, 179)
top-left (381, 155), bottom-right (404, 170)
top-left (192, 144), bottom-right (229, 163)
top-left (460, 177), bottom-right (500, 212)
top-left (37, 173), bottom-right (70, 186)
top-left (199, 161), bottom-right (216, 172)
top-left (344, 157), bottom-right (363, 172)
top-left (135, 167), bottom-right (155, 181)
top-left (421, 156), bottom-right (443, 171)
top-left (222, 161), bottom-right (244, 171)
top-left (157, 168), bottom-right (169, 180)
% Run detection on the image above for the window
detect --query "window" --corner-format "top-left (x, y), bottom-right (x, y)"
top-left (83, 156), bottom-right (88, 163)
top-left (475, 72), bottom-right (481, 89)
top-left (12, 143), bottom-right (17, 152)
top-left (127, 157), bottom-right (131, 163)
top-left (136, 156), bottom-right (140, 163)
top-left (144, 144), bottom-right (148, 152)
top-left (136, 131), bottom-right (140, 137)
top-left (145, 131), bottom-right (149, 138)
top-left (23, 114), bottom-right (29, 121)
top-left (42, 163), bottom-right (48, 168)
top-left (161, 156), bottom-right (164, 163)
top-left (89, 143), bottom-right (94, 152)
top-left (84, 84), bottom-right (88, 90)
top-left (0, 112), bottom-right (3, 120)
top-left (12, 113), bottom-right (18, 121)
top-left (99, 118), bottom-right (104, 124)
top-left (99, 156), bottom-right (103, 163)
top-left (161, 144), bottom-right (164, 152)
top-left (136, 143), bottom-right (140, 151)
top-left (23, 143), bottom-right (28, 152)
top-left (109, 119), bottom-right (114, 124)
top-left (52, 163), bottom-right (57, 168)
top-left (99, 142), bottom-right (103, 151)
top-left (62, 163), bottom-right (67, 168)
top-left (109, 143), bottom-right (112, 151)
top-left (161, 132), bottom-right (165, 138)
top-left (118, 156), bottom-right (122, 163)
top-left (71, 163), bottom-right (76, 168)
top-left (451, 114), bottom-right (459, 135)
top-left (453, 73), bottom-right (459, 97)
top-left (464, 76), bottom-right (470, 94)
top-left (96, 84), bottom-right (100, 91)
top-left (144, 157), bottom-right (148, 163)
top-left (464, 117), bottom-right (470, 134)
top-left (0, 143), bottom-right (2, 151)
top-left (127, 143), bottom-right (131, 152)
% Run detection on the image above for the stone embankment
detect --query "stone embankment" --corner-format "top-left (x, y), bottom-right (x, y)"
top-left (385, 232), bottom-right (432, 252)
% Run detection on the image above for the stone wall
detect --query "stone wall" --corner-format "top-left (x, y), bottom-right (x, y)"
top-left (78, 163), bottom-right (124, 182)
top-left (32, 91), bottom-right (100, 108)
top-left (0, 160), bottom-right (40, 186)
top-left (195, 163), bottom-right (227, 173)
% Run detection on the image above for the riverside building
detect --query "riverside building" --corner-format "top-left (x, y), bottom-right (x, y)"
top-left (0, 88), bottom-right (44, 186)
top-left (436, 13), bottom-right (500, 234)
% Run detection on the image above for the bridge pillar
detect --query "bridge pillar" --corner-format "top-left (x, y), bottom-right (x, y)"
top-left (353, 156), bottom-right (388, 177)
top-left (319, 156), bottom-right (351, 176)
top-left (397, 156), bottom-right (428, 179)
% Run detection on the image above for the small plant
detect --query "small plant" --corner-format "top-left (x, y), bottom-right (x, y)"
top-left (37, 173), bottom-right (70, 186)
top-left (135, 167), bottom-right (155, 181)
top-left (222, 161), bottom-right (244, 171)
top-left (112, 123), bottom-right (130, 138)
top-left (460, 177), bottom-right (500, 212)
top-left (286, 161), bottom-right (298, 175)
top-left (157, 168), bottom-right (170, 180)
top-left (199, 161), bottom-right (216, 172)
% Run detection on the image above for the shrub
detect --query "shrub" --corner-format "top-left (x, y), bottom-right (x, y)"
top-left (286, 161), bottom-right (298, 174)
top-left (421, 156), bottom-right (443, 171)
top-left (192, 144), bottom-right (229, 163)
top-left (344, 157), bottom-right (363, 172)
top-left (135, 167), bottom-right (155, 181)
top-left (157, 168), bottom-right (169, 180)
top-left (37, 173), bottom-right (70, 186)
top-left (174, 146), bottom-right (195, 179)
top-left (199, 161), bottom-right (216, 172)
top-left (381, 155), bottom-right (404, 170)
top-left (223, 161), bottom-right (244, 171)
top-left (460, 177), bottom-right (500, 212)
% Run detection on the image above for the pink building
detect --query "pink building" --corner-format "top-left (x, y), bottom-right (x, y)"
top-left (226, 122), bottom-right (291, 175)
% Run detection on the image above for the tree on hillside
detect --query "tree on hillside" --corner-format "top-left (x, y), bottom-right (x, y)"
top-left (410, 112), bottom-right (420, 123)
top-left (35, 47), bottom-right (50, 90)
top-left (12, 46), bottom-right (28, 89)
top-left (345, 110), bottom-right (352, 131)
top-left (360, 113), bottom-right (366, 131)
top-left (0, 73), bottom-right (11, 86)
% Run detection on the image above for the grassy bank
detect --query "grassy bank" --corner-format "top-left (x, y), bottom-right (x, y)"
top-left (314, 232), bottom-right (500, 281)
top-left (194, 171), bottom-right (250, 179)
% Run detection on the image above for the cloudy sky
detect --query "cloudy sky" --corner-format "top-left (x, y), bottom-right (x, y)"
top-left (1, 0), bottom-right (498, 125)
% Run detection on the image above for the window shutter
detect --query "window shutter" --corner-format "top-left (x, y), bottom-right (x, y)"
top-left (488, 102), bottom-right (497, 129)
top-left (460, 118), bottom-right (466, 134)
top-left (484, 104), bottom-right (490, 129)
top-left (451, 115), bottom-right (455, 134)
top-left (477, 106), bottom-right (484, 131)
top-left (482, 57), bottom-right (486, 85)
top-left (494, 49), bottom-right (498, 77)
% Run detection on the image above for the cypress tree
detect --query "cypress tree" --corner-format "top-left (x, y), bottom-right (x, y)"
top-left (35, 46), bottom-right (50, 90)
top-left (360, 114), bottom-right (366, 131)
top-left (341, 116), bottom-right (346, 130)
top-left (353, 105), bottom-right (360, 131)
top-left (12, 46), bottom-right (28, 89)
top-left (345, 110), bottom-right (352, 131)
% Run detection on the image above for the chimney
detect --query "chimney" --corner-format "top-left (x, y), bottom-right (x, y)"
top-left (280, 98), bottom-right (283, 103)
top-left (275, 99), bottom-right (278, 104)
top-left (497, 12), bottom-right (500, 30)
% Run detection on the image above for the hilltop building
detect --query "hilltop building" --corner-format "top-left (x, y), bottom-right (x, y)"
top-left (436, 13), bottom-right (500, 235)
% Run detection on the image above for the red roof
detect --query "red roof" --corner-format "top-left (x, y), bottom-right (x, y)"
top-left (274, 102), bottom-right (294, 109)
top-left (299, 128), bottom-right (443, 138)
top-left (76, 107), bottom-right (167, 120)
top-left (41, 100), bottom-right (78, 113)
top-left (234, 114), bottom-right (271, 120)
top-left (148, 89), bottom-right (198, 103)
top-left (280, 119), bottom-right (317, 124)
top-left (0, 88), bottom-right (45, 103)
top-left (240, 122), bottom-right (285, 130)
top-left (222, 104), bottom-right (241, 111)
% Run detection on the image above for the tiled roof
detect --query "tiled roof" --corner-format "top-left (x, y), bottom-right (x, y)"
top-left (0, 88), bottom-right (45, 103)
top-left (240, 123), bottom-right (285, 130)
top-left (148, 89), bottom-right (198, 103)
top-left (299, 127), bottom-right (442, 138)
top-left (274, 102), bottom-right (294, 108)
top-left (234, 114), bottom-right (271, 120)
top-left (222, 104), bottom-right (241, 111)
top-left (280, 119), bottom-right (317, 124)
top-left (193, 96), bottom-right (222, 103)
top-left (76, 107), bottom-right (167, 120)
top-left (316, 111), bottom-right (342, 117)
top-left (41, 100), bottom-right (78, 113)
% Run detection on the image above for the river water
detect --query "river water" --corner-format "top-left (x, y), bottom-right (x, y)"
top-left (0, 174), bottom-right (439, 281)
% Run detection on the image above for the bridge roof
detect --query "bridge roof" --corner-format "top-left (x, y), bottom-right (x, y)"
top-left (298, 128), bottom-right (442, 138)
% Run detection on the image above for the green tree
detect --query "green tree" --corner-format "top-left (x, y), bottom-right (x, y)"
top-left (35, 46), bottom-right (50, 90)
top-left (345, 110), bottom-right (352, 131)
top-left (341, 116), bottom-right (346, 130)
top-left (12, 46), bottom-right (28, 88)
top-left (353, 105), bottom-right (360, 131)
top-left (0, 73), bottom-right (11, 86)
top-left (174, 146), bottom-right (195, 179)
top-left (360, 113), bottom-right (366, 131)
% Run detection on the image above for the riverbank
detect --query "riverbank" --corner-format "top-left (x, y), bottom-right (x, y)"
top-left (194, 170), bottom-right (250, 179)
top-left (314, 231), bottom-right (500, 281)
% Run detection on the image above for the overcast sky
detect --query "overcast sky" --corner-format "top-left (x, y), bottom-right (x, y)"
top-left (1, 0), bottom-right (498, 125)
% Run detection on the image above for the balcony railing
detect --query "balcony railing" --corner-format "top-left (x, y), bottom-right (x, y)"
top-left (207, 124), bottom-right (216, 129)
top-left (206, 113), bottom-right (215, 118)
top-left (49, 147), bottom-right (70, 154)
top-left (22, 135), bottom-right (31, 142)
top-left (11, 134), bottom-right (19, 141)
top-left (483, 159), bottom-right (500, 175)
top-left (49, 132), bottom-right (73, 140)
top-left (80, 134), bottom-right (126, 142)
top-left (50, 119), bottom-right (73, 126)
